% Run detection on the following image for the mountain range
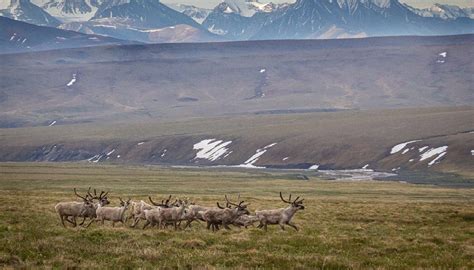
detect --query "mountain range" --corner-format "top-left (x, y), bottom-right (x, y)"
top-left (0, 0), bottom-right (473, 47)
top-left (0, 15), bottom-right (132, 53)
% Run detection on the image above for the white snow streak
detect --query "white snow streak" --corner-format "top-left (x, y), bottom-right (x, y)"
top-left (419, 146), bottom-right (448, 167)
top-left (240, 143), bottom-right (277, 167)
top-left (137, 142), bottom-right (145, 145)
top-left (309, 164), bottom-right (319, 170)
top-left (260, 68), bottom-right (266, 73)
top-left (66, 74), bottom-right (77, 87)
top-left (48, 120), bottom-right (56, 126)
top-left (439, 52), bottom-right (447, 58)
top-left (420, 146), bottom-right (448, 161)
top-left (390, 140), bottom-right (421, 154)
top-left (193, 139), bottom-right (232, 161)
top-left (428, 152), bottom-right (446, 166)
top-left (418, 146), bottom-right (429, 152)
top-left (106, 149), bottom-right (115, 156)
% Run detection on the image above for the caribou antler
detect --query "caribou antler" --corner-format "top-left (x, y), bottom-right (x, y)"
top-left (279, 192), bottom-right (293, 204)
top-left (149, 195), bottom-right (172, 207)
top-left (225, 194), bottom-right (247, 208)
top-left (74, 188), bottom-right (89, 201)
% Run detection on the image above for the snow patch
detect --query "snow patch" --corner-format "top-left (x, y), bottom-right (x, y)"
top-left (48, 120), bottom-right (56, 126)
top-left (390, 140), bottom-right (421, 154)
top-left (87, 154), bottom-right (104, 163)
top-left (282, 157), bottom-right (289, 161)
top-left (418, 146), bottom-right (429, 152)
top-left (439, 52), bottom-right (447, 57)
top-left (161, 149), bottom-right (167, 158)
top-left (362, 164), bottom-right (369, 169)
top-left (428, 152), bottom-right (446, 166)
top-left (420, 146), bottom-right (448, 161)
top-left (309, 164), bottom-right (319, 170)
top-left (193, 139), bottom-right (232, 162)
top-left (471, 150), bottom-right (474, 156)
top-left (106, 149), bottom-right (115, 156)
top-left (260, 68), bottom-right (266, 73)
top-left (66, 73), bottom-right (77, 87)
top-left (419, 146), bottom-right (448, 166)
top-left (240, 143), bottom-right (277, 167)
top-left (137, 142), bottom-right (145, 145)
top-left (401, 148), bottom-right (410, 154)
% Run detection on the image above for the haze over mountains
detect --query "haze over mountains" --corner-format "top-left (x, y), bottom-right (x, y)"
top-left (0, 0), bottom-right (473, 48)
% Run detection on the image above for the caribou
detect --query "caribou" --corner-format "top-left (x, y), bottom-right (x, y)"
top-left (255, 192), bottom-right (305, 231)
top-left (55, 187), bottom-right (109, 227)
top-left (93, 197), bottom-right (131, 227)
top-left (201, 195), bottom-right (250, 231)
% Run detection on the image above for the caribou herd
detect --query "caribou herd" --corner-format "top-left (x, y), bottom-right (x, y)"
top-left (55, 188), bottom-right (305, 232)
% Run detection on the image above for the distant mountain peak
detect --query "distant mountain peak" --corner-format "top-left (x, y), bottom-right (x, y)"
top-left (0, 0), bottom-right (60, 26)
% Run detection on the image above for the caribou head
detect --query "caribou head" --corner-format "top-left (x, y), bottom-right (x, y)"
top-left (280, 192), bottom-right (305, 210)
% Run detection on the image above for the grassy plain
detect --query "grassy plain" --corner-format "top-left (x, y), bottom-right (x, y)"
top-left (0, 162), bottom-right (473, 268)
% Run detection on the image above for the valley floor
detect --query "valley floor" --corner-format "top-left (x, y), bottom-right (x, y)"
top-left (0, 162), bottom-right (473, 268)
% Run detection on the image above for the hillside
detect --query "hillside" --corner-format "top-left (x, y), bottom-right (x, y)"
top-left (1, 34), bottom-right (472, 176)
top-left (1, 107), bottom-right (473, 176)
top-left (0, 34), bottom-right (473, 127)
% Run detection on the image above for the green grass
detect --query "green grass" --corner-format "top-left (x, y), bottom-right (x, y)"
top-left (0, 162), bottom-right (473, 269)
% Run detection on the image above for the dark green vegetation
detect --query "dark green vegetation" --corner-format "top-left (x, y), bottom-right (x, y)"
top-left (0, 163), bottom-right (473, 268)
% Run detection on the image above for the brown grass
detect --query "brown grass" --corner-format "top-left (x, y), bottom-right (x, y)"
top-left (0, 162), bottom-right (473, 268)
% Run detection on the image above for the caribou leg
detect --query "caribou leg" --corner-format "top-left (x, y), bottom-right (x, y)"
top-left (279, 223), bottom-right (286, 230)
top-left (130, 217), bottom-right (140, 228)
top-left (85, 218), bottom-right (95, 228)
top-left (59, 215), bottom-right (67, 227)
top-left (78, 217), bottom-right (87, 226)
top-left (287, 222), bottom-right (299, 231)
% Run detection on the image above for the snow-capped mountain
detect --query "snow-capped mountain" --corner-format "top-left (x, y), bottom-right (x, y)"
top-left (203, 0), bottom-right (474, 41)
top-left (167, 3), bottom-right (211, 24)
top-left (39, 0), bottom-right (104, 22)
top-left (202, 0), bottom-right (288, 39)
top-left (56, 0), bottom-right (217, 43)
top-left (0, 0), bottom-right (60, 27)
top-left (406, 3), bottom-right (474, 20)
top-left (91, 0), bottom-right (201, 29)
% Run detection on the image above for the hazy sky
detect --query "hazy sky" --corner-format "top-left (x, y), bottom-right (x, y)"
top-left (161, 0), bottom-right (474, 9)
